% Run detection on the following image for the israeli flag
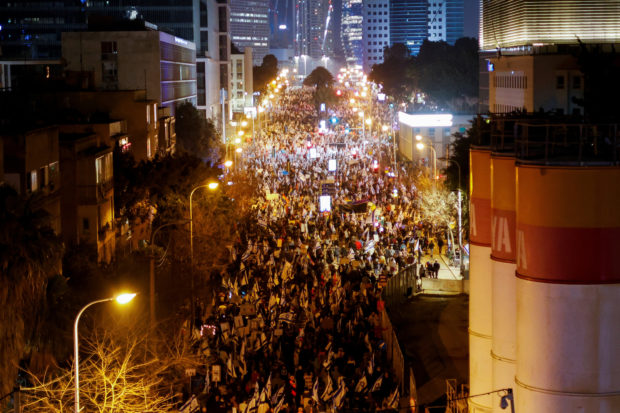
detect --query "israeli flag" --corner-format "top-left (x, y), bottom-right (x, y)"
top-left (271, 386), bottom-right (285, 405)
top-left (387, 386), bottom-right (400, 410)
top-left (370, 376), bottom-right (383, 393)
top-left (273, 394), bottom-right (285, 413)
top-left (354, 375), bottom-right (368, 393)
top-left (179, 395), bottom-right (200, 412)
top-left (312, 378), bottom-right (320, 404)
top-left (332, 380), bottom-right (347, 410)
top-left (278, 311), bottom-right (295, 324)
top-left (367, 353), bottom-right (374, 376)
top-left (321, 375), bottom-right (334, 401)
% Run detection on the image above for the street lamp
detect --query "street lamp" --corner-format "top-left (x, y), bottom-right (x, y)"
top-left (189, 182), bottom-right (219, 326)
top-left (415, 141), bottom-right (437, 182)
top-left (74, 293), bottom-right (136, 413)
top-left (224, 160), bottom-right (233, 168)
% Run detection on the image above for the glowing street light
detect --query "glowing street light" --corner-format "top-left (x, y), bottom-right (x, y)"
top-left (241, 120), bottom-right (248, 127)
top-left (236, 147), bottom-right (243, 153)
top-left (238, 130), bottom-right (244, 137)
top-left (224, 160), bottom-right (233, 168)
top-left (235, 137), bottom-right (242, 144)
top-left (74, 293), bottom-right (137, 413)
top-left (382, 125), bottom-right (389, 132)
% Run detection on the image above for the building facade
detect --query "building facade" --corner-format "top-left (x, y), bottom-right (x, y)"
top-left (230, 0), bottom-right (269, 63)
top-left (480, 0), bottom-right (620, 52)
top-left (341, 0), bottom-right (363, 66)
top-left (362, 0), bottom-right (390, 71)
top-left (389, 0), bottom-right (427, 56)
top-left (62, 28), bottom-right (197, 115)
top-left (0, 0), bottom-right (203, 59)
top-left (230, 48), bottom-right (254, 114)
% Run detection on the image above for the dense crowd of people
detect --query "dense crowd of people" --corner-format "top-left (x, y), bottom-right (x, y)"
top-left (184, 86), bottom-right (451, 413)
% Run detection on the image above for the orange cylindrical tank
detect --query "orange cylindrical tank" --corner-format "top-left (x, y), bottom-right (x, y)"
top-left (490, 154), bottom-right (516, 413)
top-left (469, 148), bottom-right (493, 413)
top-left (515, 165), bottom-right (620, 413)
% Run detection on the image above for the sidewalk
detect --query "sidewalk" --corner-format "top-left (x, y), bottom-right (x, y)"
top-left (417, 253), bottom-right (467, 295)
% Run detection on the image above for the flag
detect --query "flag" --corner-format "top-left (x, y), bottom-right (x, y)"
top-left (321, 375), bottom-right (334, 401)
top-left (227, 355), bottom-right (237, 378)
top-left (244, 394), bottom-right (258, 413)
top-left (278, 311), bottom-right (295, 324)
top-left (367, 353), bottom-right (374, 376)
top-left (312, 378), bottom-right (320, 404)
top-left (370, 376), bottom-right (383, 393)
top-left (271, 386), bottom-right (285, 405)
top-left (322, 349), bottom-right (333, 371)
top-left (332, 379), bottom-right (347, 410)
top-left (179, 395), bottom-right (200, 413)
top-left (387, 386), bottom-right (400, 410)
top-left (265, 373), bottom-right (272, 400)
top-left (354, 375), bottom-right (368, 393)
top-left (273, 394), bottom-right (285, 413)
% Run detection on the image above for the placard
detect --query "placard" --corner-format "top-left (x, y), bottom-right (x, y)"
top-left (212, 365), bottom-right (221, 382)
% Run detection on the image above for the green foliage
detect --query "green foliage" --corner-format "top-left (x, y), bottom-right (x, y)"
top-left (114, 152), bottom-right (219, 224)
top-left (369, 43), bottom-right (415, 103)
top-left (253, 54), bottom-right (279, 92)
top-left (370, 39), bottom-right (479, 110)
top-left (175, 102), bottom-right (220, 160)
top-left (0, 185), bottom-right (64, 396)
top-left (303, 67), bottom-right (336, 115)
top-left (413, 38), bottom-right (479, 111)
top-left (303, 66), bottom-right (334, 89)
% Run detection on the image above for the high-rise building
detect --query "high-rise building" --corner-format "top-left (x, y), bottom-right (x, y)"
top-left (295, 0), bottom-right (332, 59)
top-left (0, 0), bottom-right (202, 59)
top-left (197, 0), bottom-right (231, 122)
top-left (342, 0), bottom-right (364, 66)
top-left (362, 0), bottom-right (390, 72)
top-left (229, 0), bottom-right (270, 63)
top-left (389, 0), bottom-right (426, 55)
top-left (480, 0), bottom-right (620, 51)
top-left (61, 27), bottom-right (197, 115)
top-left (428, 0), bottom-right (463, 44)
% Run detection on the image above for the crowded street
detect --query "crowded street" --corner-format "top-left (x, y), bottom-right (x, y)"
top-left (189, 76), bottom-right (458, 413)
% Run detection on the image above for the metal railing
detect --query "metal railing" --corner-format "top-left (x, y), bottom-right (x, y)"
top-left (382, 264), bottom-right (417, 306)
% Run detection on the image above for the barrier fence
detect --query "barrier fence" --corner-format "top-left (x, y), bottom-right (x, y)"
top-left (383, 264), bottom-right (417, 306)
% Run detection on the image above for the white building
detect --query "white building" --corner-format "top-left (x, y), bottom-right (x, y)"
top-left (397, 112), bottom-right (472, 166)
top-left (196, 0), bottom-right (231, 123)
top-left (427, 1), bottom-right (446, 41)
top-left (230, 48), bottom-right (254, 114)
top-left (362, 0), bottom-right (390, 72)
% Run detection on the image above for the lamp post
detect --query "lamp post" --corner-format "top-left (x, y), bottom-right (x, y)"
top-left (415, 138), bottom-right (437, 182)
top-left (189, 182), bottom-right (219, 326)
top-left (149, 220), bottom-right (190, 329)
top-left (74, 293), bottom-right (136, 413)
top-left (440, 156), bottom-right (463, 272)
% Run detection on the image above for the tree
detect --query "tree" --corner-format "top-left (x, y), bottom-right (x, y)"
top-left (253, 54), bottom-right (279, 92)
top-left (175, 102), bottom-right (220, 160)
top-left (0, 185), bottom-right (64, 396)
top-left (303, 67), bottom-right (336, 115)
top-left (21, 324), bottom-right (201, 412)
top-left (412, 38), bottom-right (479, 111)
top-left (303, 66), bottom-right (334, 89)
top-left (369, 43), bottom-right (415, 103)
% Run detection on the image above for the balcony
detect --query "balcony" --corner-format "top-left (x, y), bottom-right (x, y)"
top-left (77, 180), bottom-right (114, 204)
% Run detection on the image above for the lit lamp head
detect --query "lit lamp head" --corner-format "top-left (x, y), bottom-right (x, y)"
top-left (235, 137), bottom-right (242, 144)
top-left (238, 130), bottom-right (244, 137)
top-left (241, 121), bottom-right (248, 127)
top-left (116, 293), bottom-right (137, 305)
top-left (224, 160), bottom-right (233, 168)
top-left (207, 182), bottom-right (219, 190)
top-left (415, 134), bottom-right (423, 141)
top-left (236, 147), bottom-right (243, 153)
top-left (382, 125), bottom-right (389, 132)
top-left (358, 111), bottom-right (364, 118)
top-left (416, 142), bottom-right (425, 151)
top-left (365, 118), bottom-right (372, 125)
